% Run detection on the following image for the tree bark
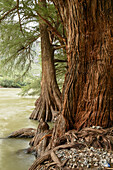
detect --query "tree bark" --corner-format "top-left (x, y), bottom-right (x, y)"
top-left (51, 0), bottom-right (113, 141)
top-left (30, 0), bottom-right (61, 121)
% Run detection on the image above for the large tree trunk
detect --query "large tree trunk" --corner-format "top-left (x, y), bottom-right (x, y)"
top-left (51, 0), bottom-right (113, 141)
top-left (30, 0), bottom-right (61, 121)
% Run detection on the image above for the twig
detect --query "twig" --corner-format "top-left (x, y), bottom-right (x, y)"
top-left (46, 162), bottom-right (58, 169)
top-left (54, 59), bottom-right (67, 63)
top-left (0, 6), bottom-right (17, 22)
top-left (17, 0), bottom-right (24, 35)
top-left (53, 45), bottom-right (66, 50)
top-left (40, 134), bottom-right (52, 142)
top-left (51, 150), bottom-right (61, 166)
top-left (34, 0), bottom-right (66, 43)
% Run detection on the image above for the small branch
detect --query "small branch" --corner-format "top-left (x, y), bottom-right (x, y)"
top-left (53, 44), bottom-right (66, 50)
top-left (34, 0), bottom-right (66, 43)
top-left (38, 12), bottom-right (66, 43)
top-left (17, 0), bottom-right (24, 35)
top-left (51, 151), bottom-right (61, 166)
top-left (46, 162), bottom-right (58, 169)
top-left (0, 6), bottom-right (17, 22)
top-left (54, 59), bottom-right (67, 63)
top-left (17, 34), bottom-right (40, 53)
top-left (40, 134), bottom-right (52, 142)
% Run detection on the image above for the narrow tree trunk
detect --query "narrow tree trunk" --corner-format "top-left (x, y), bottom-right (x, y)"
top-left (30, 0), bottom-right (61, 121)
top-left (51, 0), bottom-right (113, 142)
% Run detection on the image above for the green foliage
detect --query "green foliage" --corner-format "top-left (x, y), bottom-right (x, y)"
top-left (0, 19), bottom-right (40, 75)
top-left (54, 49), bottom-right (67, 91)
top-left (0, 0), bottom-right (16, 11)
top-left (0, 78), bottom-right (28, 88)
top-left (0, 0), bottom-right (66, 96)
top-left (21, 76), bottom-right (41, 96)
top-left (0, 0), bottom-right (40, 76)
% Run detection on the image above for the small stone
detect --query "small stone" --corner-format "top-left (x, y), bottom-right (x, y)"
top-left (70, 163), bottom-right (73, 166)
top-left (106, 156), bottom-right (110, 162)
top-left (69, 155), bottom-right (72, 158)
top-left (107, 153), bottom-right (111, 156)
top-left (55, 150), bottom-right (58, 154)
top-left (73, 163), bottom-right (77, 168)
top-left (102, 155), bottom-right (106, 158)
top-left (73, 150), bottom-right (77, 154)
top-left (79, 153), bottom-right (83, 156)
top-left (72, 158), bottom-right (76, 162)
top-left (87, 164), bottom-right (91, 168)
top-left (101, 159), bottom-right (106, 163)
top-left (81, 164), bottom-right (84, 167)
top-left (96, 126), bottom-right (101, 129)
top-left (57, 154), bottom-right (62, 158)
top-left (103, 162), bottom-right (110, 168)
top-left (103, 152), bottom-right (107, 155)
top-left (93, 157), bottom-right (98, 161)
top-left (111, 158), bottom-right (113, 163)
top-left (69, 165), bottom-right (72, 168)
top-left (81, 138), bottom-right (84, 142)
top-left (61, 157), bottom-right (66, 161)
top-left (90, 147), bottom-right (94, 151)
top-left (94, 163), bottom-right (98, 167)
top-left (97, 151), bottom-right (101, 155)
top-left (83, 160), bottom-right (88, 165)
top-left (88, 158), bottom-right (92, 162)
top-left (90, 152), bottom-right (93, 157)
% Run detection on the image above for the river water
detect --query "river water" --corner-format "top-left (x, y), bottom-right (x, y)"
top-left (0, 88), bottom-right (38, 170)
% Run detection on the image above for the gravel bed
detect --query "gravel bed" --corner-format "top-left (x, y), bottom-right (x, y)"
top-left (55, 146), bottom-right (113, 169)
top-left (40, 126), bottom-right (113, 169)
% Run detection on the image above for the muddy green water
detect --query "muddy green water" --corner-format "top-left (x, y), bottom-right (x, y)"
top-left (0, 88), bottom-right (38, 170)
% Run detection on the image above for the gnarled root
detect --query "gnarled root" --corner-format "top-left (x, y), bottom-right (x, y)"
top-left (8, 128), bottom-right (36, 138)
top-left (29, 143), bottom-right (85, 170)
top-left (28, 121), bottom-right (52, 156)
top-left (29, 88), bottom-right (61, 122)
top-left (29, 126), bottom-right (113, 170)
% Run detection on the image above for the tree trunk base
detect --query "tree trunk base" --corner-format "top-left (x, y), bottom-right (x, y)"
top-left (29, 95), bottom-right (60, 122)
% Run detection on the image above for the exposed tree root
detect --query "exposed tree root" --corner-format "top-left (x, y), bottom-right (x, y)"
top-left (28, 126), bottom-right (113, 169)
top-left (7, 122), bottom-right (113, 169)
top-left (29, 83), bottom-right (61, 122)
top-left (28, 121), bottom-right (53, 157)
top-left (8, 128), bottom-right (36, 138)
top-left (29, 143), bottom-right (84, 170)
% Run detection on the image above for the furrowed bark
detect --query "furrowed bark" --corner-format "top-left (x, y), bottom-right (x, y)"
top-left (51, 0), bottom-right (113, 144)
top-left (30, 0), bottom-right (61, 122)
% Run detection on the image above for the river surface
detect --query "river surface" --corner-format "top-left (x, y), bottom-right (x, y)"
top-left (0, 88), bottom-right (38, 170)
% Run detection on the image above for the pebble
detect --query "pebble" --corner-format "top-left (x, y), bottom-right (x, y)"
top-left (111, 158), bottom-right (113, 163)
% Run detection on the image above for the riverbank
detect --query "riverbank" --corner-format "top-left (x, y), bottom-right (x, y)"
top-left (0, 78), bottom-right (28, 88)
top-left (0, 88), bottom-right (37, 170)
